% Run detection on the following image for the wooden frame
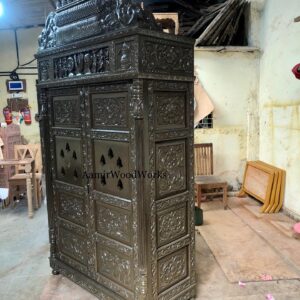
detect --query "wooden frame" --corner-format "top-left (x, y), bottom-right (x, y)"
top-left (239, 161), bottom-right (286, 213)
top-left (241, 161), bottom-right (274, 207)
top-left (255, 161), bottom-right (286, 213)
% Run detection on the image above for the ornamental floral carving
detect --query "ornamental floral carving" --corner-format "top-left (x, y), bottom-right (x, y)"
top-left (38, 12), bottom-right (57, 50)
top-left (39, 60), bottom-right (50, 81)
top-left (53, 98), bottom-right (80, 127)
top-left (92, 95), bottom-right (127, 128)
top-left (59, 192), bottom-right (85, 226)
top-left (157, 205), bottom-right (187, 246)
top-left (96, 204), bottom-right (132, 244)
top-left (59, 228), bottom-right (87, 265)
top-left (156, 142), bottom-right (186, 198)
top-left (98, 247), bottom-right (133, 289)
top-left (38, 1), bottom-right (160, 51)
top-left (155, 93), bottom-right (186, 129)
top-left (142, 41), bottom-right (193, 75)
top-left (158, 248), bottom-right (188, 292)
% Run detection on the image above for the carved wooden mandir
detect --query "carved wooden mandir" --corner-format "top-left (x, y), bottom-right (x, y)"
top-left (36, 1), bottom-right (195, 299)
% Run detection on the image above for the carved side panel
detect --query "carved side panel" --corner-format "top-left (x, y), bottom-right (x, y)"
top-left (95, 201), bottom-right (132, 245)
top-left (154, 92), bottom-right (186, 130)
top-left (91, 92), bottom-right (128, 129)
top-left (157, 247), bottom-right (188, 293)
top-left (55, 136), bottom-right (83, 186)
top-left (141, 39), bottom-right (193, 76)
top-left (39, 60), bottom-right (50, 81)
top-left (157, 203), bottom-right (187, 247)
top-left (156, 141), bottom-right (186, 199)
top-left (53, 47), bottom-right (109, 79)
top-left (58, 226), bottom-right (88, 266)
top-left (96, 245), bottom-right (134, 290)
top-left (147, 80), bottom-right (195, 299)
top-left (53, 95), bottom-right (81, 127)
top-left (93, 140), bottom-right (131, 199)
top-left (58, 191), bottom-right (86, 227)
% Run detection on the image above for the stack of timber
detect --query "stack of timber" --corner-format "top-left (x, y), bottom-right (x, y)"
top-left (190, 0), bottom-right (249, 46)
top-left (147, 0), bottom-right (249, 46)
top-left (239, 161), bottom-right (286, 213)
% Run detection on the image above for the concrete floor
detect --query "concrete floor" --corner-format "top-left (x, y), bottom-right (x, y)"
top-left (0, 198), bottom-right (300, 300)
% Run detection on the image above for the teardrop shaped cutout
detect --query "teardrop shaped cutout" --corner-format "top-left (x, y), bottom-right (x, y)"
top-left (60, 149), bottom-right (64, 158)
top-left (73, 151), bottom-right (77, 160)
top-left (108, 148), bottom-right (114, 159)
top-left (117, 179), bottom-right (123, 190)
top-left (101, 175), bottom-right (106, 186)
top-left (74, 169), bottom-right (78, 178)
top-left (100, 155), bottom-right (106, 165)
top-left (61, 167), bottom-right (66, 176)
top-left (65, 143), bottom-right (71, 152)
top-left (117, 157), bottom-right (123, 168)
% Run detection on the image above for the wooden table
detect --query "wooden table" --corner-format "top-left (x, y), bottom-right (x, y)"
top-left (0, 158), bottom-right (36, 218)
top-left (195, 175), bottom-right (228, 209)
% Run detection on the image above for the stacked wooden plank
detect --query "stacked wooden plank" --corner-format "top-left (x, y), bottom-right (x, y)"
top-left (146, 0), bottom-right (249, 46)
top-left (192, 0), bottom-right (249, 46)
top-left (239, 161), bottom-right (286, 213)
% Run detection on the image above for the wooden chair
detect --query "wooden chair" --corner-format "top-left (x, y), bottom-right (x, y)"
top-left (8, 144), bottom-right (43, 208)
top-left (194, 143), bottom-right (228, 209)
top-left (194, 143), bottom-right (213, 175)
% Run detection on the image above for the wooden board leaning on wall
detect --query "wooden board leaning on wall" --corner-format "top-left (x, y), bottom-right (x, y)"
top-left (238, 161), bottom-right (286, 213)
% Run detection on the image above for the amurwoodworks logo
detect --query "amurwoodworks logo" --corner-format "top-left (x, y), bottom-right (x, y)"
top-left (82, 170), bottom-right (167, 180)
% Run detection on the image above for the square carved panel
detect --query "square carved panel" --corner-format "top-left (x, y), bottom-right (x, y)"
top-left (154, 92), bottom-right (186, 130)
top-left (93, 140), bottom-right (131, 199)
top-left (95, 201), bottom-right (132, 245)
top-left (58, 227), bottom-right (88, 266)
top-left (156, 140), bottom-right (186, 199)
top-left (158, 247), bottom-right (189, 292)
top-left (96, 244), bottom-right (133, 290)
top-left (55, 137), bottom-right (83, 186)
top-left (91, 92), bottom-right (128, 129)
top-left (157, 203), bottom-right (187, 247)
top-left (53, 95), bottom-right (81, 128)
top-left (58, 191), bottom-right (85, 227)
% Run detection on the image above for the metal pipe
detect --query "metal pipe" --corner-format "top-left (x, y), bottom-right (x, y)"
top-left (0, 28), bottom-right (38, 76)
top-left (14, 29), bottom-right (20, 69)
top-left (0, 73), bottom-right (38, 76)
top-left (0, 24), bottom-right (44, 31)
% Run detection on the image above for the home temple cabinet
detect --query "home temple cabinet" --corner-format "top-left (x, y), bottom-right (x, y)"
top-left (36, 1), bottom-right (195, 299)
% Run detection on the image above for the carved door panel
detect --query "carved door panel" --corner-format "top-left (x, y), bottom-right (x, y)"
top-left (48, 87), bottom-right (92, 276)
top-left (84, 83), bottom-right (136, 299)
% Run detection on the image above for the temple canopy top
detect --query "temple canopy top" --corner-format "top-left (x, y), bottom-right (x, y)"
top-left (38, 0), bottom-right (161, 51)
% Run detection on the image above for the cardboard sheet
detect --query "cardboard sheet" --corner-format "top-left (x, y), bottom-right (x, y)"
top-left (194, 78), bottom-right (214, 126)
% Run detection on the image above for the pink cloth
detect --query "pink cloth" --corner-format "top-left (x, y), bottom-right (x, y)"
top-left (293, 223), bottom-right (300, 233)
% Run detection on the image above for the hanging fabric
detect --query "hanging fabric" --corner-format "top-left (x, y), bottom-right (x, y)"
top-left (194, 76), bottom-right (214, 127)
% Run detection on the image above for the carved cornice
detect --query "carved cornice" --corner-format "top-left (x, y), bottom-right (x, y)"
top-left (38, 0), bottom-right (160, 51)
